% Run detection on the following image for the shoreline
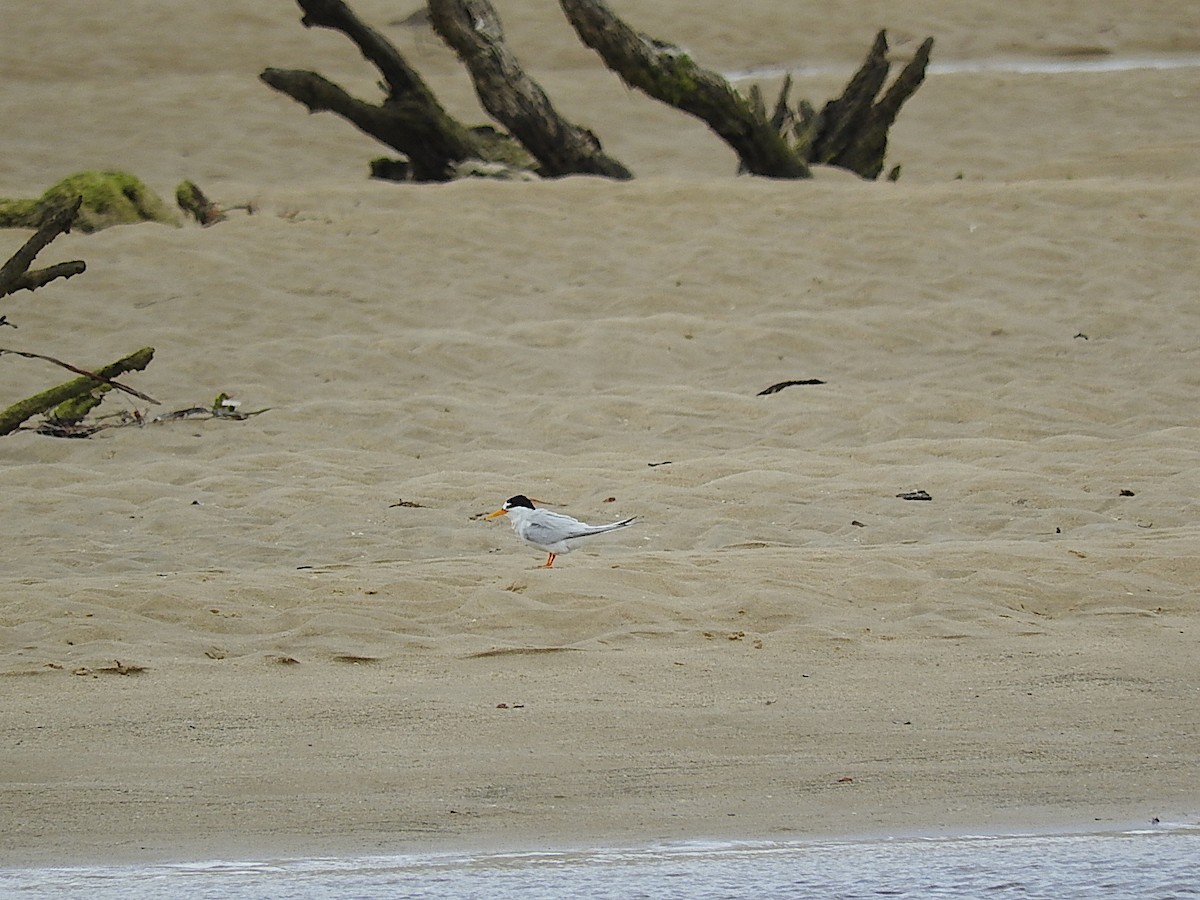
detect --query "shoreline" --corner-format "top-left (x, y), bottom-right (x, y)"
top-left (727, 50), bottom-right (1200, 80)
top-left (4, 816), bottom-right (1194, 873)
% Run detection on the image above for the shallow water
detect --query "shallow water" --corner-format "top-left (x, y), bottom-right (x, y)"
top-left (4, 827), bottom-right (1198, 900)
top-left (727, 52), bottom-right (1200, 80)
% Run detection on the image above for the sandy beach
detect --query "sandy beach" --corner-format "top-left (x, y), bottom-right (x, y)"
top-left (2, 0), bottom-right (1199, 867)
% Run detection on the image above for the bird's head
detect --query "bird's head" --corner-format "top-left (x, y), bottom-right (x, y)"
top-left (484, 494), bottom-right (537, 519)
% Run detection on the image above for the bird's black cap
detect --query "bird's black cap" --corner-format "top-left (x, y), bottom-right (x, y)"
top-left (505, 495), bottom-right (536, 509)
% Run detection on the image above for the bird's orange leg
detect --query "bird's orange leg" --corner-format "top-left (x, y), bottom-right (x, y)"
top-left (537, 552), bottom-right (557, 568)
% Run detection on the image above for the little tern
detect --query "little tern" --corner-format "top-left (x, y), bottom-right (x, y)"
top-left (484, 495), bottom-right (636, 568)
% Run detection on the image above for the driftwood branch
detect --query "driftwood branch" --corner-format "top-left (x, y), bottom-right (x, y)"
top-left (7, 261), bottom-right (87, 295)
top-left (267, 0), bottom-right (932, 182)
top-left (176, 181), bottom-right (227, 226)
top-left (812, 33), bottom-right (934, 178)
top-left (264, 0), bottom-right (543, 181)
top-left (0, 197), bottom-right (86, 299)
top-left (561, 2), bottom-right (931, 180)
top-left (559, 0), bottom-right (809, 178)
top-left (0, 347), bottom-right (157, 436)
top-left (260, 67), bottom-right (479, 182)
top-left (428, 0), bottom-right (632, 179)
top-left (298, 0), bottom-right (433, 99)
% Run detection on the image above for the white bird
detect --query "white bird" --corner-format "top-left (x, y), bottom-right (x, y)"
top-left (484, 494), bottom-right (636, 568)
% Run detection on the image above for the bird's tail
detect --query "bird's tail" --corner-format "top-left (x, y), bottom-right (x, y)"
top-left (582, 516), bottom-right (637, 536)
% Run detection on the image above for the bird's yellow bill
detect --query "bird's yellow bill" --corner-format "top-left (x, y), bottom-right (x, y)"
top-left (484, 508), bottom-right (508, 519)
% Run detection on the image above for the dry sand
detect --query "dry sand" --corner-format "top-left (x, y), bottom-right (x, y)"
top-left (2, 0), bottom-right (1200, 867)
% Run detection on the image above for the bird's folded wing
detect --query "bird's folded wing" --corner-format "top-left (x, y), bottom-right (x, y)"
top-left (528, 511), bottom-right (636, 542)
top-left (523, 515), bottom-right (579, 543)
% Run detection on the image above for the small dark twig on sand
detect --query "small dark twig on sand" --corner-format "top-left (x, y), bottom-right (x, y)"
top-left (757, 379), bottom-right (826, 395)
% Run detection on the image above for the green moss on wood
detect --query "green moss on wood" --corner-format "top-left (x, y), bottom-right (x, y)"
top-left (50, 390), bottom-right (108, 425)
top-left (0, 347), bottom-right (155, 435)
top-left (0, 172), bottom-right (180, 233)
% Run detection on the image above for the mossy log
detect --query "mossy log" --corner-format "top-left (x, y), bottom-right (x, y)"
top-left (0, 347), bottom-right (156, 436)
top-left (562, 0), bottom-right (932, 180)
top-left (0, 197), bottom-right (85, 300)
top-left (175, 181), bottom-right (227, 226)
top-left (559, 0), bottom-right (808, 178)
top-left (0, 172), bottom-right (180, 233)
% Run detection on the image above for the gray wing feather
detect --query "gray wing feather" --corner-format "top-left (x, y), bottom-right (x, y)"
top-left (523, 517), bottom-right (572, 544)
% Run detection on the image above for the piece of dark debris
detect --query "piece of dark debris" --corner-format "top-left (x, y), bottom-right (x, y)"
top-left (647, 460), bottom-right (672, 467)
top-left (389, 499), bottom-right (428, 508)
top-left (897, 489), bottom-right (932, 501)
top-left (72, 660), bottom-right (146, 677)
top-left (150, 396), bottom-right (269, 423)
top-left (757, 379), bottom-right (826, 395)
top-left (36, 420), bottom-right (105, 438)
top-left (151, 407), bottom-right (211, 421)
top-left (34, 396), bottom-right (270, 438)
